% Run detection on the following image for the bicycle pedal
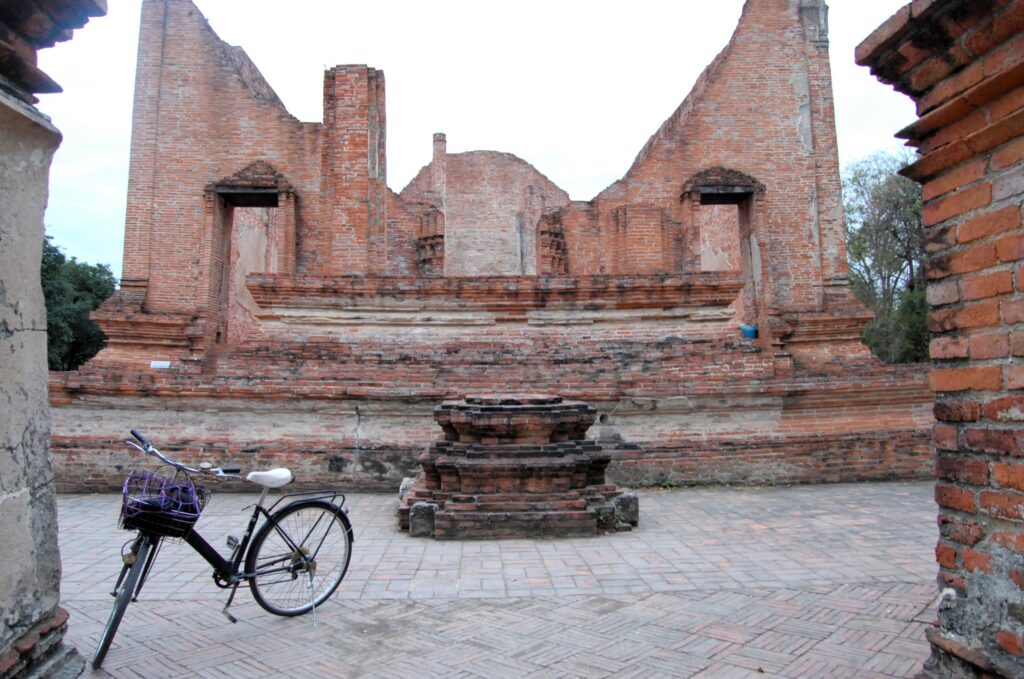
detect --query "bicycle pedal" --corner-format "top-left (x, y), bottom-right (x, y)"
top-left (221, 609), bottom-right (238, 624)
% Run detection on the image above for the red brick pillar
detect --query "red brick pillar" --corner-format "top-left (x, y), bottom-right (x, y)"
top-left (859, 2), bottom-right (1024, 676)
top-left (278, 190), bottom-right (298, 277)
top-left (319, 66), bottom-right (387, 276)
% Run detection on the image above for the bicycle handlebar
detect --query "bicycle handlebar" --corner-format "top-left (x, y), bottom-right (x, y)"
top-left (130, 429), bottom-right (152, 449)
top-left (126, 430), bottom-right (242, 479)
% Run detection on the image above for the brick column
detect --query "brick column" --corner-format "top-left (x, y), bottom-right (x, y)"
top-left (278, 190), bottom-right (298, 277)
top-left (860, 2), bottom-right (1024, 676)
top-left (319, 66), bottom-right (387, 276)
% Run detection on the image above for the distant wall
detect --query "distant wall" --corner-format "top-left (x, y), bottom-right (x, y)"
top-left (400, 150), bottom-right (571, 276)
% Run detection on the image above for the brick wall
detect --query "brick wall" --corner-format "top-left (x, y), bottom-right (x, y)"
top-left (52, 0), bottom-right (933, 494)
top-left (319, 66), bottom-right (386, 276)
top-left (562, 0), bottom-right (844, 309)
top-left (859, 2), bottom-right (1024, 676)
top-left (401, 145), bottom-right (571, 276)
top-left (121, 0), bottom-right (322, 315)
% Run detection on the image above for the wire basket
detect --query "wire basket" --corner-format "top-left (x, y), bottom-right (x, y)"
top-left (120, 470), bottom-right (210, 538)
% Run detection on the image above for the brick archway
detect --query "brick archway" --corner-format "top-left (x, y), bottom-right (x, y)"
top-left (681, 167), bottom-right (769, 330)
top-left (199, 161), bottom-right (298, 353)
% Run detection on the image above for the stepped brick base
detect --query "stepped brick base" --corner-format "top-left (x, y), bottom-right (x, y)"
top-left (399, 395), bottom-right (638, 539)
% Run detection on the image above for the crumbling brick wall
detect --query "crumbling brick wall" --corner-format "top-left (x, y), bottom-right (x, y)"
top-left (401, 141), bottom-right (571, 276)
top-left (859, 1), bottom-right (1024, 676)
top-left (51, 0), bottom-right (933, 493)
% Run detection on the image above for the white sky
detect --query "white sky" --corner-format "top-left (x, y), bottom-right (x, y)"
top-left (36, 0), bottom-right (916, 280)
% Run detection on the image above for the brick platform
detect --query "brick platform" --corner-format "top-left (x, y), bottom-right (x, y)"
top-left (59, 483), bottom-right (938, 678)
top-left (399, 394), bottom-right (638, 539)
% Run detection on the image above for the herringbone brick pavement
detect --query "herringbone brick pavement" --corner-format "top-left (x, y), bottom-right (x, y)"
top-left (58, 482), bottom-right (938, 678)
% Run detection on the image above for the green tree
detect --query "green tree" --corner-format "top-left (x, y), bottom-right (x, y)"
top-left (41, 237), bottom-right (116, 370)
top-left (843, 150), bottom-right (927, 363)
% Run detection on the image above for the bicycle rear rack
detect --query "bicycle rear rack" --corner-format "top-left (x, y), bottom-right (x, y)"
top-left (267, 489), bottom-right (346, 514)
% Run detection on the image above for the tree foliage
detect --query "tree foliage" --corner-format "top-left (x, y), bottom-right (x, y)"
top-left (843, 150), bottom-right (927, 363)
top-left (41, 237), bottom-right (116, 370)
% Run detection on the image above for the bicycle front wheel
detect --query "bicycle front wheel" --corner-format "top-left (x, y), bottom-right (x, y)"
top-left (245, 499), bottom-right (352, 616)
top-left (92, 534), bottom-right (154, 669)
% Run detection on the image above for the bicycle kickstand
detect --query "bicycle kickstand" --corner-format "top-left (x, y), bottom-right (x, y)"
top-left (307, 572), bottom-right (317, 628)
top-left (221, 582), bottom-right (240, 624)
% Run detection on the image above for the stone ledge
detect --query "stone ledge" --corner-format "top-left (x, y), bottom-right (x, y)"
top-left (0, 606), bottom-right (83, 679)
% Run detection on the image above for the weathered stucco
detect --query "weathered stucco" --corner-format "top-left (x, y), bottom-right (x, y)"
top-left (0, 93), bottom-right (62, 647)
top-left (0, 91), bottom-right (84, 678)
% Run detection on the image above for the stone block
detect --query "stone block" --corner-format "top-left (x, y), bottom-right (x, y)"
top-left (408, 502), bottom-right (437, 538)
top-left (613, 491), bottom-right (640, 527)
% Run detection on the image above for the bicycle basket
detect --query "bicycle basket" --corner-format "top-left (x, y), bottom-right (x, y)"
top-left (120, 470), bottom-right (210, 538)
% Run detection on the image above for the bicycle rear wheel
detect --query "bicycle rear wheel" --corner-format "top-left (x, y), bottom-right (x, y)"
top-left (245, 499), bottom-right (352, 616)
top-left (92, 534), bottom-right (154, 669)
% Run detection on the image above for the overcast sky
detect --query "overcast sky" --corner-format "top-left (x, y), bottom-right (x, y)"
top-left (36, 0), bottom-right (915, 280)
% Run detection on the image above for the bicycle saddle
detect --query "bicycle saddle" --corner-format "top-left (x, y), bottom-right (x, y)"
top-left (245, 468), bottom-right (294, 488)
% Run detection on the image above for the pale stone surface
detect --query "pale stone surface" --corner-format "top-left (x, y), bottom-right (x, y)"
top-left (0, 90), bottom-right (63, 649)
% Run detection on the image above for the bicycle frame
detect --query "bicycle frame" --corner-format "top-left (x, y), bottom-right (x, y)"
top-left (93, 430), bottom-right (353, 669)
top-left (137, 487), bottom-right (347, 592)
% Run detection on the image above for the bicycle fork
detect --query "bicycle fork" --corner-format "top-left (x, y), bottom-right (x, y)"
top-left (110, 536), bottom-right (160, 601)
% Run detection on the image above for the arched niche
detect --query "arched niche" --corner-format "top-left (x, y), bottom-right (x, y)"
top-left (681, 167), bottom-right (767, 325)
top-left (198, 160), bottom-right (298, 347)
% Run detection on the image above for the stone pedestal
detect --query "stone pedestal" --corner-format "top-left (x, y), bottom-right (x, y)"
top-left (399, 394), bottom-right (638, 539)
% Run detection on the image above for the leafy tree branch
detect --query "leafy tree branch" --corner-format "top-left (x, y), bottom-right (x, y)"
top-left (843, 150), bottom-right (927, 363)
top-left (41, 236), bottom-right (116, 370)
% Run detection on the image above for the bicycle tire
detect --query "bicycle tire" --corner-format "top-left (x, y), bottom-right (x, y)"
top-left (92, 535), bottom-right (154, 669)
top-left (245, 499), bottom-right (352, 616)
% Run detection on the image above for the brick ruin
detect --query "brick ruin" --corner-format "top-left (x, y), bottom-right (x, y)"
top-left (860, 1), bottom-right (1024, 676)
top-left (398, 394), bottom-right (639, 539)
top-left (50, 0), bottom-right (933, 492)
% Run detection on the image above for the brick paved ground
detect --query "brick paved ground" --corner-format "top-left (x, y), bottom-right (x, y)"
top-left (59, 482), bottom-right (938, 678)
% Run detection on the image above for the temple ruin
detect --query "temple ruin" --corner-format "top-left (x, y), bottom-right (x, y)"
top-left (51, 0), bottom-right (933, 491)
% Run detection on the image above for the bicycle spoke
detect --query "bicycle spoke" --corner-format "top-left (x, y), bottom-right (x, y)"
top-left (247, 501), bottom-right (351, 616)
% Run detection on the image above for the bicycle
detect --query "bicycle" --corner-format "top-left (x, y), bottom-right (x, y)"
top-left (91, 430), bottom-right (354, 670)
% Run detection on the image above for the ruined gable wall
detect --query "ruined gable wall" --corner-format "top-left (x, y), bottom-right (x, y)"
top-left (562, 0), bottom-right (841, 311)
top-left (122, 0), bottom-right (321, 315)
top-left (51, 0), bottom-right (932, 496)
